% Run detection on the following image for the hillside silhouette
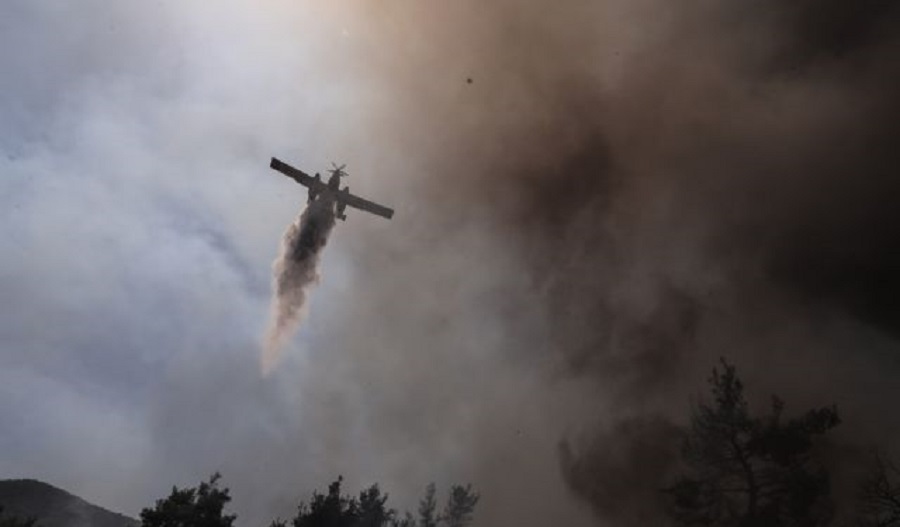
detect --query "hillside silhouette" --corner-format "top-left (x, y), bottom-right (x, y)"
top-left (0, 480), bottom-right (136, 527)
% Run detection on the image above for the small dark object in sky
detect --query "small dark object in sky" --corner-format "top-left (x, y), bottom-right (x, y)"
top-left (466, 77), bottom-right (473, 84)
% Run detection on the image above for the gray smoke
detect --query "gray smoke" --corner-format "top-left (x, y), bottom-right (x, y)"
top-left (262, 198), bottom-right (336, 374)
top-left (310, 1), bottom-right (900, 525)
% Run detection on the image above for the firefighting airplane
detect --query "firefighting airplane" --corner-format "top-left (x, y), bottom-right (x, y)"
top-left (269, 157), bottom-right (394, 220)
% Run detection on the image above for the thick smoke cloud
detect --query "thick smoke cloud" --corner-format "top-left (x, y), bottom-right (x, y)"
top-left (328, 0), bottom-right (900, 524)
top-left (559, 417), bottom-right (681, 525)
top-left (263, 199), bottom-right (336, 373)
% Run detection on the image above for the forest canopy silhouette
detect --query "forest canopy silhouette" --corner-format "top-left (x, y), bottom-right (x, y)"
top-left (125, 358), bottom-right (900, 527)
top-left (138, 475), bottom-right (479, 527)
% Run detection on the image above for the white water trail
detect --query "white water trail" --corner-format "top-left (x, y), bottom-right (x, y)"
top-left (261, 198), bottom-right (336, 374)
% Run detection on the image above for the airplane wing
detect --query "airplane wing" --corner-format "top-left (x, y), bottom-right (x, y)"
top-left (270, 157), bottom-right (328, 191)
top-left (339, 191), bottom-right (395, 220)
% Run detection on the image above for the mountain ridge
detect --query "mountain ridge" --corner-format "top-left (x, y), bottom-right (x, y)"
top-left (0, 479), bottom-right (137, 527)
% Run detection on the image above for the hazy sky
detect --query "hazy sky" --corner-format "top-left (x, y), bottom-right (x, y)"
top-left (2, 2), bottom-right (899, 527)
top-left (0, 0), bottom-right (404, 518)
top-left (1, 2), bottom-right (595, 525)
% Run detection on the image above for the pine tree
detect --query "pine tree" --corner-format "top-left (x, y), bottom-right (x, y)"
top-left (417, 484), bottom-right (438, 527)
top-left (140, 473), bottom-right (236, 527)
top-left (357, 485), bottom-right (394, 527)
top-left (667, 359), bottom-right (839, 527)
top-left (857, 450), bottom-right (900, 527)
top-left (292, 477), bottom-right (359, 527)
top-left (441, 485), bottom-right (479, 527)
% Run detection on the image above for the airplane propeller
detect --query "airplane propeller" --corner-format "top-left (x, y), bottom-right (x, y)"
top-left (329, 162), bottom-right (348, 177)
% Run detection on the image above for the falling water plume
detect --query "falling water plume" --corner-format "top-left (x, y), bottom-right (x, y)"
top-left (261, 197), bottom-right (336, 374)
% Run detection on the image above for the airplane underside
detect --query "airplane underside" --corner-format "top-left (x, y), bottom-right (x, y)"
top-left (270, 157), bottom-right (394, 221)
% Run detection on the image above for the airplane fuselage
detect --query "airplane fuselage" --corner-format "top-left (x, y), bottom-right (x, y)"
top-left (312, 171), bottom-right (343, 198)
top-left (328, 172), bottom-right (341, 191)
top-left (313, 171), bottom-right (350, 220)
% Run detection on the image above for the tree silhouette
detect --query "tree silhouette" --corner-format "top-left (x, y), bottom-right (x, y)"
top-left (441, 485), bottom-right (479, 527)
top-left (357, 485), bottom-right (394, 527)
top-left (138, 474), bottom-right (479, 527)
top-left (291, 477), bottom-right (403, 527)
top-left (857, 450), bottom-right (900, 527)
top-left (666, 359), bottom-right (840, 527)
top-left (140, 473), bottom-right (236, 527)
top-left (288, 479), bottom-right (479, 527)
top-left (292, 477), bottom-right (360, 527)
top-left (416, 484), bottom-right (438, 527)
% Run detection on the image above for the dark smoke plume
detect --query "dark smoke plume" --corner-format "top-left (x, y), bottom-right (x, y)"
top-left (262, 198), bottom-right (336, 373)
top-left (321, 1), bottom-right (900, 525)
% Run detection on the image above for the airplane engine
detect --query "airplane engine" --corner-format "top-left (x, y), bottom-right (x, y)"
top-left (336, 187), bottom-right (349, 220)
top-left (307, 173), bottom-right (322, 203)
